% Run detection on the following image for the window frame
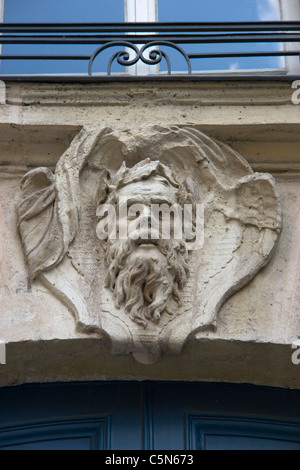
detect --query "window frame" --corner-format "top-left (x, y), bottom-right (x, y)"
top-left (125, 0), bottom-right (158, 75)
top-left (0, 0), bottom-right (3, 57)
top-left (280, 0), bottom-right (300, 74)
top-left (0, 0), bottom-right (299, 77)
top-left (129, 0), bottom-right (300, 76)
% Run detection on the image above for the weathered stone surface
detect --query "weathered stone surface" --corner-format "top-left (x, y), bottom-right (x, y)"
top-left (0, 80), bottom-right (299, 387)
top-left (16, 125), bottom-right (281, 364)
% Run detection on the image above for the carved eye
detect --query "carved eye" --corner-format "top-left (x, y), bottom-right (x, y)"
top-left (160, 179), bottom-right (169, 187)
top-left (127, 206), bottom-right (141, 220)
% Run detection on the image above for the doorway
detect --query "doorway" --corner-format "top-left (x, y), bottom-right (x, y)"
top-left (0, 381), bottom-right (299, 450)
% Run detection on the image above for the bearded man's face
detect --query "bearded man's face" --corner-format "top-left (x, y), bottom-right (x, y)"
top-left (101, 176), bottom-right (190, 328)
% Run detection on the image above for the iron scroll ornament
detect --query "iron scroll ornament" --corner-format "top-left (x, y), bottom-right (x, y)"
top-left (88, 40), bottom-right (192, 76)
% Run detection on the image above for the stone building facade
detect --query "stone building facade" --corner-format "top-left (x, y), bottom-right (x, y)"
top-left (0, 76), bottom-right (300, 449)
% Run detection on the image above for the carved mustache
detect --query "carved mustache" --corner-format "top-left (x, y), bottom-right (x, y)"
top-left (124, 228), bottom-right (161, 245)
top-left (105, 234), bottom-right (183, 288)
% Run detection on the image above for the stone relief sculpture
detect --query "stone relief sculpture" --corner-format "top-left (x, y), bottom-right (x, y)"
top-left (97, 158), bottom-right (192, 330)
top-left (17, 125), bottom-right (282, 364)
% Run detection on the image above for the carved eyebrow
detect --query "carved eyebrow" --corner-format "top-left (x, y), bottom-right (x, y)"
top-left (125, 196), bottom-right (147, 205)
top-left (119, 195), bottom-right (176, 207)
top-left (150, 196), bottom-right (175, 205)
top-left (153, 176), bottom-right (170, 186)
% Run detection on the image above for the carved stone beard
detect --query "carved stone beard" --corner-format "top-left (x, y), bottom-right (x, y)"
top-left (103, 237), bottom-right (189, 328)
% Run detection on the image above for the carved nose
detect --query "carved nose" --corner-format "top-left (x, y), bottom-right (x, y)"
top-left (141, 215), bottom-right (151, 227)
top-left (139, 207), bottom-right (151, 225)
top-left (137, 214), bottom-right (152, 240)
top-left (141, 206), bottom-right (151, 219)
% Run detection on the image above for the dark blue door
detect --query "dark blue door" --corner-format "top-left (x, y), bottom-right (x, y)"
top-left (149, 382), bottom-right (300, 450)
top-left (0, 382), bottom-right (142, 450)
top-left (0, 382), bottom-right (299, 450)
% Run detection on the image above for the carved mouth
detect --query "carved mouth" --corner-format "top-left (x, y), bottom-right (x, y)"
top-left (136, 238), bottom-right (159, 247)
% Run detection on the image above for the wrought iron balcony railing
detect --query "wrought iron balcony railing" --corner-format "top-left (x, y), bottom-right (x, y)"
top-left (0, 21), bottom-right (299, 79)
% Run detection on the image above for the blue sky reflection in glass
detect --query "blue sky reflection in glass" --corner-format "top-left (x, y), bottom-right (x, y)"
top-left (157, 0), bottom-right (283, 72)
top-left (2, 0), bottom-right (124, 74)
top-left (1, 0), bottom-right (284, 74)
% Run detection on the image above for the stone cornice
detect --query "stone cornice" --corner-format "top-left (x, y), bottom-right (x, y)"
top-left (6, 80), bottom-right (297, 107)
top-left (1, 122), bottom-right (299, 173)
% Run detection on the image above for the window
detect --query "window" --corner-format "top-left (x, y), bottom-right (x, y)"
top-left (155, 0), bottom-right (300, 74)
top-left (0, 0), bottom-right (125, 74)
top-left (0, 0), bottom-right (299, 76)
top-left (158, 0), bottom-right (282, 72)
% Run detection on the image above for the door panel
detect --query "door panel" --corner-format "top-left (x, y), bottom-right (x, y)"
top-left (0, 381), bottom-right (300, 450)
top-left (185, 414), bottom-right (300, 450)
top-left (0, 416), bottom-right (110, 450)
top-left (0, 382), bottom-right (142, 450)
top-left (149, 382), bottom-right (300, 450)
